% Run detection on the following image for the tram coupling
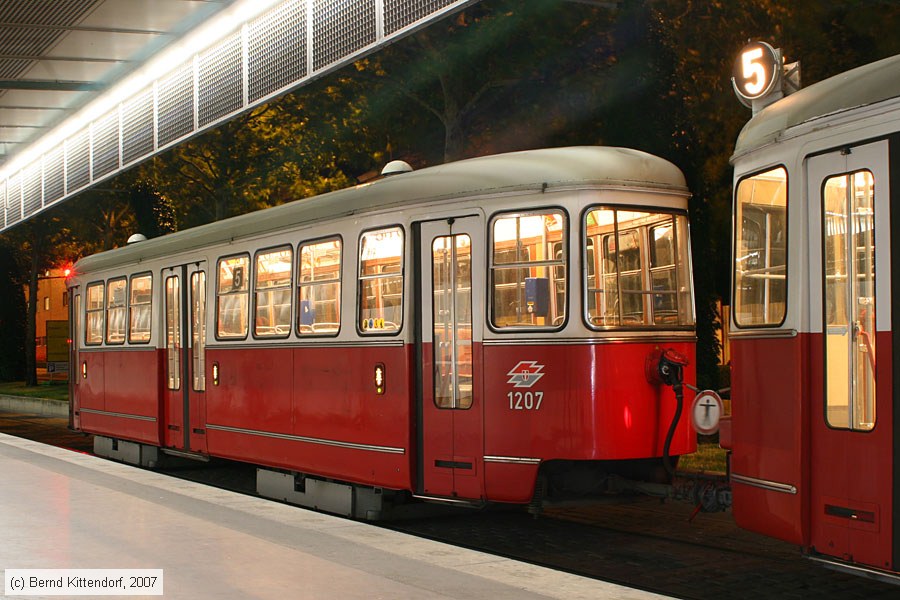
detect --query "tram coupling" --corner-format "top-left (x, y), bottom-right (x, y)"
top-left (605, 471), bottom-right (732, 514)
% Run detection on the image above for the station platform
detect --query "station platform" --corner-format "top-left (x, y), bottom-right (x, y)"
top-left (0, 433), bottom-right (666, 599)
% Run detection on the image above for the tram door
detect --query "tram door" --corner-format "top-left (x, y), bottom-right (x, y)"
top-left (68, 284), bottom-right (81, 431)
top-left (417, 217), bottom-right (485, 500)
top-left (161, 263), bottom-right (208, 454)
top-left (807, 141), bottom-right (893, 569)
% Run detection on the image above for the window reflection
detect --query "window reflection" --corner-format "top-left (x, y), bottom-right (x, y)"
top-left (491, 211), bottom-right (566, 328)
top-left (584, 208), bottom-right (692, 327)
top-left (734, 167), bottom-right (787, 326)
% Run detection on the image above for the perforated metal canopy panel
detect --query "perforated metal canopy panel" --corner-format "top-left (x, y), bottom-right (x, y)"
top-left (0, 0), bottom-right (478, 233)
top-left (0, 1), bottom-right (233, 168)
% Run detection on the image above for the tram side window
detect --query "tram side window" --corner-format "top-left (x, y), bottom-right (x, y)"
top-left (217, 255), bottom-right (250, 339)
top-left (106, 278), bottom-right (127, 344)
top-left (491, 211), bottom-right (566, 329)
top-left (85, 282), bottom-right (104, 345)
top-left (734, 167), bottom-right (787, 327)
top-left (253, 247), bottom-right (292, 338)
top-left (584, 208), bottom-right (693, 328)
top-left (299, 238), bottom-right (342, 335)
top-left (128, 274), bottom-right (152, 343)
top-left (359, 227), bottom-right (403, 333)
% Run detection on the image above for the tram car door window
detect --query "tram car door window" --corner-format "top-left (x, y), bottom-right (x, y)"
top-left (432, 234), bottom-right (473, 409)
top-left (216, 255), bottom-right (250, 339)
top-left (253, 247), bottom-right (293, 338)
top-left (85, 282), bottom-right (104, 345)
top-left (490, 210), bottom-right (566, 329)
top-left (359, 227), bottom-right (404, 334)
top-left (191, 271), bottom-right (207, 391)
top-left (298, 237), bottom-right (342, 335)
top-left (822, 170), bottom-right (876, 431)
top-left (165, 275), bottom-right (181, 390)
top-left (733, 167), bottom-right (787, 327)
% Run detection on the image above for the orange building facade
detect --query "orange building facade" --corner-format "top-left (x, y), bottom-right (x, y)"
top-left (24, 269), bottom-right (70, 367)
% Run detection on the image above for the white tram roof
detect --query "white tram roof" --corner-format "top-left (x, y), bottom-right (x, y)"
top-left (733, 53), bottom-right (900, 160)
top-left (75, 146), bottom-right (686, 274)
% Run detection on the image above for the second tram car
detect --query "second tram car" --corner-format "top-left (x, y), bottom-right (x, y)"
top-left (68, 146), bottom-right (697, 517)
top-left (727, 47), bottom-right (900, 581)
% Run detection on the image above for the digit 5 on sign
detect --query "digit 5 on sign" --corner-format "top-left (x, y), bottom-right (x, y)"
top-left (731, 40), bottom-right (780, 103)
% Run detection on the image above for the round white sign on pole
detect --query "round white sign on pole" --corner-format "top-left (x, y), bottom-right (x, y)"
top-left (691, 390), bottom-right (724, 435)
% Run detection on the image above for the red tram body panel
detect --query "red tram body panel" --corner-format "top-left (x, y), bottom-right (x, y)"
top-left (69, 147), bottom-right (698, 514)
top-left (729, 47), bottom-right (900, 580)
top-left (205, 345), bottom-right (414, 490)
top-left (729, 335), bottom-right (810, 544)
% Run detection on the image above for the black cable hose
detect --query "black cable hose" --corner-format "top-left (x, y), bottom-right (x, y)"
top-left (662, 381), bottom-right (684, 480)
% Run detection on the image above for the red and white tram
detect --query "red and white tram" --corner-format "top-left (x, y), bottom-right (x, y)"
top-left (68, 146), bottom-right (697, 517)
top-left (727, 45), bottom-right (900, 580)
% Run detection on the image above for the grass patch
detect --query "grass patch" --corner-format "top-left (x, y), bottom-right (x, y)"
top-left (680, 442), bottom-right (727, 473)
top-left (0, 381), bottom-right (69, 402)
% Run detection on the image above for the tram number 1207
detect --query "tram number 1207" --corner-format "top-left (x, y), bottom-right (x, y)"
top-left (508, 391), bottom-right (544, 410)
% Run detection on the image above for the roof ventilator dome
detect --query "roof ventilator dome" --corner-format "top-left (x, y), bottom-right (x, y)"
top-left (381, 160), bottom-right (413, 176)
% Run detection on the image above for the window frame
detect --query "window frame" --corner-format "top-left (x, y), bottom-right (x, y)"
top-left (732, 165), bottom-right (789, 329)
top-left (820, 169), bottom-right (877, 433)
top-left (190, 270), bottom-right (207, 392)
top-left (164, 273), bottom-right (181, 391)
top-left (251, 245), bottom-right (294, 340)
top-left (356, 225), bottom-right (405, 337)
top-left (581, 205), bottom-right (693, 331)
top-left (297, 234), bottom-right (343, 338)
top-left (104, 276), bottom-right (128, 345)
top-left (215, 253), bottom-right (251, 341)
top-left (487, 207), bottom-right (569, 333)
top-left (84, 281), bottom-right (105, 346)
top-left (127, 272), bottom-right (153, 344)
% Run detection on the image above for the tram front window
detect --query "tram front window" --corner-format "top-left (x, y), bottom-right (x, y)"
top-left (584, 208), bottom-right (693, 328)
top-left (734, 167), bottom-right (787, 327)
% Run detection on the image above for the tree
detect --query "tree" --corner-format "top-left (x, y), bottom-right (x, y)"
top-left (0, 236), bottom-right (26, 381)
top-left (141, 79), bottom-right (379, 229)
top-left (362, 0), bottom-right (618, 163)
top-left (13, 215), bottom-right (82, 386)
top-left (125, 179), bottom-right (177, 239)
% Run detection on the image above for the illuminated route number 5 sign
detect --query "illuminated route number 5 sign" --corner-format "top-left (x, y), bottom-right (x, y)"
top-left (732, 41), bottom-right (781, 106)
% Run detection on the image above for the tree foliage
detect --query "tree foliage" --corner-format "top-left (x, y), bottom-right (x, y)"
top-left (0, 237), bottom-right (26, 381)
top-left (5, 1), bottom-right (900, 388)
top-left (138, 76), bottom-right (381, 228)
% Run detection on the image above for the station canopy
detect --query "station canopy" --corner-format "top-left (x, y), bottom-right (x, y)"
top-left (0, 0), bottom-right (474, 234)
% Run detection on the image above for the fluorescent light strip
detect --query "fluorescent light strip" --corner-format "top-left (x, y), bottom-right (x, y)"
top-left (1, 0), bottom-right (477, 233)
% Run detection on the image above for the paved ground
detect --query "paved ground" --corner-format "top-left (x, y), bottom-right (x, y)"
top-left (1, 409), bottom-right (898, 599)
